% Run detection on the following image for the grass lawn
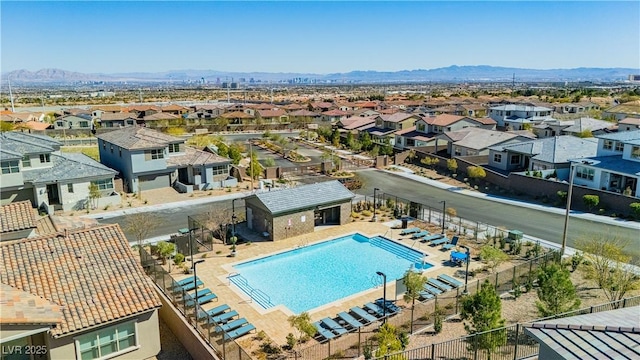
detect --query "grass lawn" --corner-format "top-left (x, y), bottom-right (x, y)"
top-left (61, 146), bottom-right (100, 161)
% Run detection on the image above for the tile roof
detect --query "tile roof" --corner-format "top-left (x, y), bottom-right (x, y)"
top-left (91, 105), bottom-right (124, 112)
top-left (22, 153), bottom-right (117, 184)
top-left (595, 129), bottom-right (640, 142)
top-left (321, 109), bottom-right (349, 116)
top-left (166, 147), bottom-right (231, 167)
top-left (619, 117), bottom-right (640, 125)
top-left (0, 131), bottom-right (61, 155)
top-left (0, 148), bottom-right (22, 161)
top-left (0, 224), bottom-right (162, 338)
top-left (578, 155), bottom-right (640, 176)
top-left (143, 112), bottom-right (180, 121)
top-left (475, 117), bottom-right (497, 125)
top-left (495, 136), bottom-right (598, 164)
top-left (161, 104), bottom-right (188, 111)
top-left (221, 111), bottom-right (254, 119)
top-left (1, 201), bottom-right (37, 233)
top-left (445, 128), bottom-right (531, 150)
top-left (96, 126), bottom-right (183, 150)
top-left (99, 112), bottom-right (138, 121)
top-left (342, 116), bottom-right (377, 130)
top-left (524, 306), bottom-right (640, 360)
top-left (423, 114), bottom-right (466, 126)
top-left (0, 283), bottom-right (62, 325)
top-left (249, 180), bottom-right (354, 215)
top-left (380, 112), bottom-right (417, 123)
top-left (257, 109), bottom-right (287, 117)
top-left (288, 109), bottom-right (320, 117)
top-left (489, 104), bottom-right (554, 111)
top-left (562, 118), bottom-right (616, 133)
top-left (22, 121), bottom-right (52, 131)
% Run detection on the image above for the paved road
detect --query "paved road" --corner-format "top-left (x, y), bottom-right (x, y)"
top-left (355, 170), bottom-right (640, 260)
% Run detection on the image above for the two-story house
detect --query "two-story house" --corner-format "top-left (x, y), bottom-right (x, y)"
top-left (0, 132), bottom-right (119, 213)
top-left (366, 113), bottom-right (420, 146)
top-left (619, 117), bottom-right (640, 132)
top-left (488, 104), bottom-right (554, 129)
top-left (570, 130), bottom-right (640, 197)
top-left (99, 112), bottom-right (140, 128)
top-left (394, 114), bottom-right (496, 150)
top-left (52, 114), bottom-right (93, 130)
top-left (96, 127), bottom-right (234, 193)
top-left (438, 127), bottom-right (535, 156)
top-left (256, 109), bottom-right (289, 124)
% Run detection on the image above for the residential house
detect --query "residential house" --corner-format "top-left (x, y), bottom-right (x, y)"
top-left (321, 109), bottom-right (349, 123)
top-left (488, 136), bottom-right (598, 173)
top-left (533, 117), bottom-right (616, 138)
top-left (394, 114), bottom-right (496, 150)
top-left (309, 102), bottom-right (336, 113)
top-left (256, 109), bottom-right (289, 124)
top-left (488, 104), bottom-right (554, 129)
top-left (96, 127), bottom-right (234, 193)
top-left (553, 101), bottom-right (600, 115)
top-left (140, 112), bottom-right (181, 128)
top-left (91, 105), bottom-right (124, 119)
top-left (281, 103), bottom-right (306, 112)
top-left (460, 104), bottom-right (488, 118)
top-left (569, 130), bottom-right (640, 197)
top-left (602, 100), bottom-right (640, 121)
top-left (619, 117), bottom-right (640, 132)
top-left (366, 113), bottom-right (421, 146)
top-left (439, 127), bottom-right (535, 156)
top-left (287, 109), bottom-right (321, 125)
top-left (126, 105), bottom-right (162, 118)
top-left (221, 110), bottom-right (255, 126)
top-left (99, 112), bottom-right (140, 128)
top-left (0, 223), bottom-right (162, 360)
top-left (52, 114), bottom-right (93, 130)
top-left (0, 132), bottom-right (119, 213)
top-left (0, 200), bottom-right (37, 241)
top-left (161, 104), bottom-right (189, 115)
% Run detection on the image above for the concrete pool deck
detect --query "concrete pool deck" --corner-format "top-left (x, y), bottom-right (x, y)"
top-left (172, 221), bottom-right (478, 345)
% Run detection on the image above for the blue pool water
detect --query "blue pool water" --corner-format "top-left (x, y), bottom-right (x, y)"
top-left (230, 233), bottom-right (432, 314)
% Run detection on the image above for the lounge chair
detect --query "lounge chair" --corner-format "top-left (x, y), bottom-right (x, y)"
top-left (179, 279), bottom-right (204, 292)
top-left (430, 237), bottom-right (449, 247)
top-left (438, 274), bottom-right (464, 288)
top-left (424, 284), bottom-right (443, 295)
top-left (224, 324), bottom-right (256, 341)
top-left (419, 290), bottom-right (434, 300)
top-left (428, 278), bottom-right (453, 292)
top-left (313, 322), bottom-right (336, 341)
top-left (350, 307), bottom-right (378, 324)
top-left (321, 317), bottom-right (348, 336)
top-left (421, 234), bottom-right (444, 243)
top-left (400, 227), bottom-right (420, 235)
top-left (375, 299), bottom-right (401, 314)
top-left (411, 231), bottom-right (429, 239)
top-left (175, 276), bottom-right (200, 287)
top-left (209, 310), bottom-right (238, 325)
top-left (185, 292), bottom-right (218, 307)
top-left (337, 311), bottom-right (365, 329)
top-left (197, 304), bottom-right (230, 320)
top-left (364, 302), bottom-right (386, 317)
top-left (442, 236), bottom-right (459, 251)
top-left (215, 318), bottom-right (248, 333)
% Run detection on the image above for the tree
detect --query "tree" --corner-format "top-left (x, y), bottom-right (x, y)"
top-left (370, 145), bottom-right (380, 158)
top-left (460, 280), bottom-right (506, 360)
top-left (360, 132), bottom-right (372, 150)
top-left (263, 157), bottom-right (276, 167)
top-left (467, 166), bottom-right (487, 182)
top-left (480, 245), bottom-right (509, 273)
top-left (447, 158), bottom-right (458, 174)
top-left (247, 150), bottom-right (263, 180)
top-left (345, 131), bottom-right (354, 147)
top-left (402, 269), bottom-right (427, 331)
top-left (331, 129), bottom-right (341, 147)
top-left (0, 121), bottom-right (15, 132)
top-left (405, 149), bottom-right (416, 164)
top-left (374, 323), bottom-right (404, 360)
top-left (156, 241), bottom-right (176, 270)
top-left (577, 236), bottom-right (640, 302)
top-left (88, 182), bottom-right (101, 210)
top-left (228, 143), bottom-right (244, 165)
top-left (630, 203), bottom-right (640, 219)
top-left (124, 212), bottom-right (158, 251)
top-left (203, 206), bottom-right (231, 245)
top-left (536, 263), bottom-right (581, 317)
top-left (582, 195), bottom-right (599, 211)
top-left (287, 312), bottom-right (316, 349)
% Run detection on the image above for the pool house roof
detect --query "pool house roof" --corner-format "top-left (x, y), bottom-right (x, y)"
top-left (247, 180), bottom-right (354, 215)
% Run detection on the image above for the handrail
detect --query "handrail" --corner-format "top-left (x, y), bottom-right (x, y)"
top-left (229, 273), bottom-right (275, 308)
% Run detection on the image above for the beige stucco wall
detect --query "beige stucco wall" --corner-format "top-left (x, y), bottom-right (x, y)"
top-left (46, 310), bottom-right (160, 360)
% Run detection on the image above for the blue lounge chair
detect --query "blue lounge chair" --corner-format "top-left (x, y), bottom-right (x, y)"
top-left (337, 312), bottom-right (364, 329)
top-left (428, 278), bottom-right (453, 292)
top-left (421, 234), bottom-right (444, 243)
top-left (424, 284), bottom-right (443, 295)
top-left (350, 307), bottom-right (377, 324)
top-left (419, 291), bottom-right (434, 300)
top-left (313, 322), bottom-right (336, 341)
top-left (215, 318), bottom-right (248, 333)
top-left (179, 279), bottom-right (204, 292)
top-left (400, 227), bottom-right (420, 235)
top-left (175, 276), bottom-right (200, 287)
top-left (209, 310), bottom-right (238, 325)
top-left (321, 317), bottom-right (347, 336)
top-left (442, 236), bottom-right (459, 251)
top-left (224, 324), bottom-right (256, 341)
top-left (185, 292), bottom-right (218, 307)
top-left (184, 288), bottom-right (212, 300)
top-left (438, 274), bottom-right (464, 288)
top-left (411, 231), bottom-right (429, 239)
top-left (375, 299), bottom-right (401, 314)
top-left (364, 302), bottom-right (386, 317)
top-left (198, 304), bottom-right (230, 320)
top-left (430, 237), bottom-right (449, 247)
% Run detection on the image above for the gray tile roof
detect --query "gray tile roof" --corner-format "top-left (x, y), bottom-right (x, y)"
top-left (0, 148), bottom-right (22, 161)
top-left (495, 136), bottom-right (598, 164)
top-left (166, 147), bottom-right (231, 167)
top-left (0, 131), bottom-right (61, 155)
top-left (595, 129), bottom-right (640, 141)
top-left (562, 117), bottom-right (616, 133)
top-left (96, 126), bottom-right (183, 150)
top-left (579, 155), bottom-right (640, 176)
top-left (23, 153), bottom-right (117, 184)
top-left (446, 128), bottom-right (533, 150)
top-left (524, 306), bottom-right (640, 360)
top-left (250, 180), bottom-right (354, 215)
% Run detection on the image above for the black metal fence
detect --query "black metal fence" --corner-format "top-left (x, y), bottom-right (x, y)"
top-left (140, 248), bottom-right (253, 360)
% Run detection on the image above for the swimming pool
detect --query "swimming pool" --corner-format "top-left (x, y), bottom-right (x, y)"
top-left (229, 233), bottom-right (433, 314)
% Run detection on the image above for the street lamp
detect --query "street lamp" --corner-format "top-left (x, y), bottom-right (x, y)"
top-left (187, 258), bottom-right (205, 320)
top-left (231, 198), bottom-right (238, 240)
top-left (373, 188), bottom-right (380, 222)
top-left (376, 271), bottom-right (387, 322)
top-left (459, 245), bottom-right (471, 295)
top-left (439, 200), bottom-right (446, 234)
top-left (561, 160), bottom-right (593, 256)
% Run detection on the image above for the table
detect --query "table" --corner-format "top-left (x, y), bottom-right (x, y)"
top-left (450, 251), bottom-right (469, 266)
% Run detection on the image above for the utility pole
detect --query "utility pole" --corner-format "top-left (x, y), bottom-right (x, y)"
top-left (8, 76), bottom-right (15, 112)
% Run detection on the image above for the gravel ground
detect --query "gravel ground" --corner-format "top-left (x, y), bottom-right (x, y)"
top-left (152, 317), bottom-right (194, 360)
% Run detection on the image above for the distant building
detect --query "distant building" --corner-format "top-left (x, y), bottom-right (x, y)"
top-left (629, 74), bottom-right (640, 82)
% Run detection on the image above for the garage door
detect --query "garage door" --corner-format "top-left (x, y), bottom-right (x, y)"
top-left (138, 174), bottom-right (170, 191)
top-left (1, 188), bottom-right (34, 206)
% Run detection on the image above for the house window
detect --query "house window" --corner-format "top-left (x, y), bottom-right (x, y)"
top-left (80, 121), bottom-right (89, 128)
top-left (510, 155), bottom-right (520, 165)
top-left (92, 178), bottom-right (114, 191)
top-left (119, 148), bottom-right (122, 157)
top-left (631, 146), bottom-right (640, 160)
top-left (493, 154), bottom-right (502, 163)
top-left (22, 155), bottom-right (31, 168)
top-left (57, 121), bottom-right (64, 127)
top-left (614, 141), bottom-right (624, 152)
top-left (576, 166), bottom-right (595, 181)
top-left (110, 145), bottom-right (114, 154)
top-left (168, 143), bottom-right (180, 153)
top-left (67, 183), bottom-right (74, 193)
top-left (1, 161), bottom-right (19, 174)
top-left (39, 154), bottom-right (51, 163)
top-left (145, 149), bottom-right (164, 160)
top-left (603, 139), bottom-right (613, 150)
top-left (76, 321), bottom-right (137, 360)
top-left (212, 164), bottom-right (228, 175)
top-left (454, 147), bottom-right (462, 156)
top-left (417, 123), bottom-right (426, 132)
top-left (102, 141), bottom-right (106, 150)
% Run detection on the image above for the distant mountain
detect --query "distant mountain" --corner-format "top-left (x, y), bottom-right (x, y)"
top-left (2, 65), bottom-right (638, 84)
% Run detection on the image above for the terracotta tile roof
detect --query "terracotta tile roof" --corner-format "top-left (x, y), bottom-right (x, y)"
top-left (0, 224), bottom-right (161, 338)
top-left (474, 117), bottom-right (497, 125)
top-left (257, 109), bottom-right (287, 117)
top-left (221, 111), bottom-right (254, 119)
top-left (394, 126), bottom-right (417, 135)
top-left (281, 103), bottom-right (305, 110)
top-left (96, 126), bottom-right (182, 150)
top-left (0, 283), bottom-right (62, 325)
top-left (321, 109), bottom-right (349, 116)
top-left (22, 121), bottom-right (52, 131)
top-left (161, 104), bottom-right (188, 111)
top-left (1, 201), bottom-right (37, 233)
top-left (142, 112), bottom-right (180, 121)
top-left (620, 117), bottom-right (640, 125)
top-left (377, 108), bottom-right (401, 114)
top-left (424, 114), bottom-right (466, 126)
top-left (91, 105), bottom-right (124, 112)
top-left (381, 112), bottom-right (418, 123)
top-left (342, 116), bottom-right (377, 130)
top-left (126, 105), bottom-right (162, 112)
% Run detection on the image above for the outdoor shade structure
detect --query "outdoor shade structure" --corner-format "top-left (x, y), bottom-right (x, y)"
top-left (376, 271), bottom-right (387, 323)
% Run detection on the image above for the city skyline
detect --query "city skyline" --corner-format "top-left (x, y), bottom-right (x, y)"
top-left (2, 1), bottom-right (639, 74)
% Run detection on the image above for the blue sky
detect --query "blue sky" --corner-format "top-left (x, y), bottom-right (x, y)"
top-left (2, 1), bottom-right (639, 74)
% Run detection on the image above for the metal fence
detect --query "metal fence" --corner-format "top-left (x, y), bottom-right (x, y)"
top-left (140, 248), bottom-right (253, 360)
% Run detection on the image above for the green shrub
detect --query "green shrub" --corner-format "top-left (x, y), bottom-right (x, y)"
top-left (630, 203), bottom-right (640, 219)
top-left (173, 253), bottom-right (185, 265)
top-left (582, 194), bottom-right (600, 211)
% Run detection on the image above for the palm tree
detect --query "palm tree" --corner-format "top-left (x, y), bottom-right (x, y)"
top-left (402, 269), bottom-right (427, 332)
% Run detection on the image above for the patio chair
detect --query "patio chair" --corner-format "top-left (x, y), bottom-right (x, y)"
top-left (321, 317), bottom-right (348, 336)
top-left (223, 324), bottom-right (256, 341)
top-left (438, 274), bottom-right (464, 288)
top-left (197, 304), bottom-right (230, 320)
top-left (375, 298), bottom-right (401, 314)
top-left (209, 310), bottom-right (238, 325)
top-left (178, 279), bottom-right (204, 292)
top-left (421, 234), bottom-right (444, 243)
top-left (430, 236), bottom-right (449, 247)
top-left (364, 302), bottom-right (387, 318)
top-left (215, 318), bottom-right (248, 333)
top-left (419, 290), bottom-right (434, 300)
top-left (183, 288), bottom-right (212, 302)
top-left (175, 276), bottom-right (200, 287)
top-left (350, 307), bottom-right (378, 324)
top-left (400, 227), bottom-right (420, 235)
top-left (313, 322), bottom-right (336, 341)
top-left (442, 236), bottom-right (460, 251)
top-left (337, 311), bottom-right (365, 330)
top-left (411, 231), bottom-right (429, 239)
top-left (428, 278), bottom-right (453, 292)
top-left (185, 292), bottom-right (218, 307)
top-left (423, 284), bottom-right (443, 295)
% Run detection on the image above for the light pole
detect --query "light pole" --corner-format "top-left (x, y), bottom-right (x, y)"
top-left (376, 271), bottom-right (387, 323)
top-left (439, 200), bottom-right (446, 234)
top-left (187, 258), bottom-right (205, 320)
top-left (460, 245), bottom-right (471, 295)
top-left (373, 188), bottom-right (380, 222)
top-left (231, 198), bottom-right (238, 241)
top-left (561, 160), bottom-right (593, 256)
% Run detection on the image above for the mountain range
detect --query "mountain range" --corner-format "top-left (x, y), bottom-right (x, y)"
top-left (3, 66), bottom-right (638, 84)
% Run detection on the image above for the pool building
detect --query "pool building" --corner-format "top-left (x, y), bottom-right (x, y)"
top-left (243, 180), bottom-right (354, 241)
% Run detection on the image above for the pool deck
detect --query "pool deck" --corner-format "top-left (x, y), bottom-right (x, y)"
top-left (174, 221), bottom-right (474, 345)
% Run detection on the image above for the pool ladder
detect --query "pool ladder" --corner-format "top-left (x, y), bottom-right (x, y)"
top-left (227, 273), bottom-right (275, 308)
